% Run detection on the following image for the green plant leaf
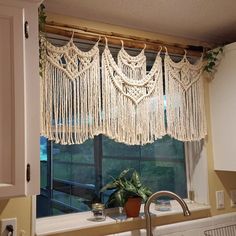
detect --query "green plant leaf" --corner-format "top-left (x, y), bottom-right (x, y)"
top-left (106, 190), bottom-right (118, 207)
top-left (141, 186), bottom-right (153, 196)
top-left (100, 181), bottom-right (117, 192)
top-left (123, 181), bottom-right (137, 194)
top-left (131, 170), bottom-right (142, 188)
top-left (113, 189), bottom-right (127, 207)
top-left (206, 53), bottom-right (213, 60)
top-left (38, 4), bottom-right (47, 32)
top-left (118, 168), bottom-right (130, 179)
top-left (209, 61), bottom-right (216, 68)
top-left (204, 47), bottom-right (223, 74)
top-left (137, 189), bottom-right (148, 201)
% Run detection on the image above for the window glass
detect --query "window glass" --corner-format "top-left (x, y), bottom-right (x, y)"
top-left (37, 135), bottom-right (187, 218)
top-left (40, 136), bottom-right (48, 189)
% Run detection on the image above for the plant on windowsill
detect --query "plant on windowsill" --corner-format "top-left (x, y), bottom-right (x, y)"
top-left (100, 169), bottom-right (152, 217)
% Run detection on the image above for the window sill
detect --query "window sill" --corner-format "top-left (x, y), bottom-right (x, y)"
top-left (35, 201), bottom-right (211, 236)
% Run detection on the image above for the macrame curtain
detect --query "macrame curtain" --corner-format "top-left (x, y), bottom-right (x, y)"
top-left (102, 41), bottom-right (165, 145)
top-left (40, 37), bottom-right (102, 144)
top-left (40, 36), bottom-right (207, 145)
top-left (164, 52), bottom-right (207, 141)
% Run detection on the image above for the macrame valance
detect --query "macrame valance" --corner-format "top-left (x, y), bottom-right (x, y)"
top-left (164, 52), bottom-right (207, 141)
top-left (102, 43), bottom-right (165, 145)
top-left (40, 37), bottom-right (102, 144)
top-left (40, 36), bottom-right (207, 145)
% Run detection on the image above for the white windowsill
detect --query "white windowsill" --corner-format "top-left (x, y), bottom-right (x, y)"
top-left (35, 201), bottom-right (210, 236)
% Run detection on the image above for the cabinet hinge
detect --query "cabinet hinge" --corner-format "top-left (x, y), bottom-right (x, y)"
top-left (26, 164), bottom-right (30, 182)
top-left (24, 21), bottom-right (29, 39)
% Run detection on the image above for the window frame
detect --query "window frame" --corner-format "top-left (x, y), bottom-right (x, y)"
top-left (34, 36), bottom-right (209, 235)
top-left (38, 134), bottom-right (189, 217)
top-left (34, 137), bottom-right (209, 236)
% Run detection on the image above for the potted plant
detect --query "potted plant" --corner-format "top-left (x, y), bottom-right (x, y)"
top-left (100, 169), bottom-right (152, 217)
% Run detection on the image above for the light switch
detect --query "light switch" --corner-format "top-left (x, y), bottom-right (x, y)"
top-left (216, 190), bottom-right (224, 209)
top-left (230, 189), bottom-right (236, 207)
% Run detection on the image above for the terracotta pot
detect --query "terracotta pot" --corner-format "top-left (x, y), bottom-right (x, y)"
top-left (124, 197), bottom-right (142, 217)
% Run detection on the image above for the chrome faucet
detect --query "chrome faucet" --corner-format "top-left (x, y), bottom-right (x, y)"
top-left (144, 191), bottom-right (191, 236)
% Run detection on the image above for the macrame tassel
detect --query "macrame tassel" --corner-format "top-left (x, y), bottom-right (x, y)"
top-left (164, 54), bottom-right (207, 141)
top-left (102, 46), bottom-right (165, 145)
top-left (40, 37), bottom-right (101, 145)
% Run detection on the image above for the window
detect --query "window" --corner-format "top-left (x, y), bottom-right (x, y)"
top-left (37, 134), bottom-right (187, 217)
top-left (37, 37), bottom-right (188, 218)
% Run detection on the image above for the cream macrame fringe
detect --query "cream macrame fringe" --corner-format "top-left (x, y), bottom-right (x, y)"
top-left (164, 52), bottom-right (207, 141)
top-left (40, 37), bottom-right (102, 144)
top-left (102, 45), bottom-right (165, 145)
top-left (117, 42), bottom-right (146, 80)
top-left (40, 35), bottom-right (207, 145)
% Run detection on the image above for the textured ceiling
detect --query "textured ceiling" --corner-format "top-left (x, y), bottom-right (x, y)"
top-left (44, 0), bottom-right (236, 44)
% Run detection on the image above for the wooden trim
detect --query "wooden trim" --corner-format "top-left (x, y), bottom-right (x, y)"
top-left (45, 21), bottom-right (207, 57)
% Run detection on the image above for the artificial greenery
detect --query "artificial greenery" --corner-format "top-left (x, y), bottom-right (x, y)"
top-left (39, 4), bottom-right (47, 32)
top-left (204, 47), bottom-right (223, 74)
top-left (38, 4), bottom-right (47, 77)
top-left (100, 169), bottom-right (152, 207)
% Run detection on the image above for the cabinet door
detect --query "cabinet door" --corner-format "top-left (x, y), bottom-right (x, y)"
top-left (0, 0), bottom-right (39, 198)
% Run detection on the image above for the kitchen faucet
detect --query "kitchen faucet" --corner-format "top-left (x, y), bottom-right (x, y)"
top-left (144, 191), bottom-right (191, 236)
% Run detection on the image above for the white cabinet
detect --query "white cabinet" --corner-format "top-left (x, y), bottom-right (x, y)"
top-left (0, 0), bottom-right (40, 198)
top-left (210, 42), bottom-right (236, 171)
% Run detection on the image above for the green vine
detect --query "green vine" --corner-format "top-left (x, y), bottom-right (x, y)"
top-left (204, 47), bottom-right (223, 74)
top-left (39, 4), bottom-right (47, 77)
top-left (39, 4), bottom-right (47, 32)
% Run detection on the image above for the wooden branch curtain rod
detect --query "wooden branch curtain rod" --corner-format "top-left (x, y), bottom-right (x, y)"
top-left (45, 21), bottom-right (210, 57)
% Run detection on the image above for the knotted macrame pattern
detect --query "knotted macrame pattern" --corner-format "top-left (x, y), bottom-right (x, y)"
top-left (117, 42), bottom-right (146, 81)
top-left (164, 52), bottom-right (207, 141)
top-left (102, 45), bottom-right (165, 145)
top-left (40, 36), bottom-right (207, 145)
top-left (40, 37), bottom-right (102, 144)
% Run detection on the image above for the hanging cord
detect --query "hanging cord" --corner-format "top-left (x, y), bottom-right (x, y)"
top-left (96, 35), bottom-right (101, 44)
top-left (69, 30), bottom-right (75, 43)
top-left (158, 46), bottom-right (162, 55)
top-left (120, 39), bottom-right (124, 48)
top-left (164, 46), bottom-right (168, 55)
top-left (184, 49), bottom-right (187, 56)
top-left (104, 36), bottom-right (108, 48)
top-left (183, 49), bottom-right (187, 60)
top-left (143, 43), bottom-right (146, 50)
